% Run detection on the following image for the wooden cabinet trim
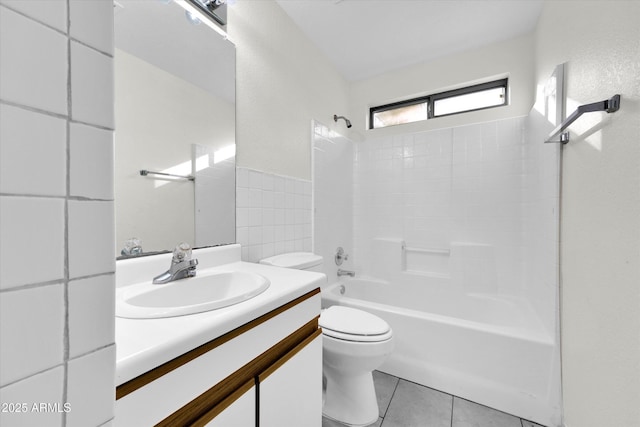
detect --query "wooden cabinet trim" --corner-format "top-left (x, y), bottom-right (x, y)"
top-left (258, 328), bottom-right (322, 383)
top-left (155, 316), bottom-right (320, 427)
top-left (116, 287), bottom-right (320, 400)
top-left (190, 379), bottom-right (255, 427)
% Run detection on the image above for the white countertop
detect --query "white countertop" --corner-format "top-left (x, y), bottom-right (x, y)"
top-left (115, 260), bottom-right (325, 386)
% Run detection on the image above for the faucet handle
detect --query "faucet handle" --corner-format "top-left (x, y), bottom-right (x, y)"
top-left (335, 247), bottom-right (349, 266)
top-left (172, 242), bottom-right (192, 263)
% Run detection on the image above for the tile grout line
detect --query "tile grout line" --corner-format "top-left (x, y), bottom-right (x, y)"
top-left (0, 3), bottom-right (113, 58)
top-left (0, 272), bottom-right (115, 295)
top-left (0, 364), bottom-right (67, 390)
top-left (377, 373), bottom-right (549, 427)
top-left (0, 192), bottom-right (114, 202)
top-left (451, 395), bottom-right (455, 427)
top-left (0, 99), bottom-right (116, 132)
top-left (382, 377), bottom-right (401, 420)
top-left (61, 1), bottom-right (71, 424)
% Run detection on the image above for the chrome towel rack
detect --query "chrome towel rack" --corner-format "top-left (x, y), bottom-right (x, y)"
top-left (139, 170), bottom-right (195, 181)
top-left (545, 94), bottom-right (621, 144)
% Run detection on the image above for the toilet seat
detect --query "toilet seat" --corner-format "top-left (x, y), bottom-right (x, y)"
top-left (320, 306), bottom-right (392, 343)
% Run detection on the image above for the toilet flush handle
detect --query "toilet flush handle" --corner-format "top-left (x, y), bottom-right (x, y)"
top-left (335, 247), bottom-right (349, 266)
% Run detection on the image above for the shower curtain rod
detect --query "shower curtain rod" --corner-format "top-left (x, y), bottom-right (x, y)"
top-left (545, 94), bottom-right (621, 144)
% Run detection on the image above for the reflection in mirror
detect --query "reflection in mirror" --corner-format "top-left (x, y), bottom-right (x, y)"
top-left (114, 0), bottom-right (235, 258)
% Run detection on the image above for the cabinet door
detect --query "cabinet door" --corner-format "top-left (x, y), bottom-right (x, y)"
top-left (197, 382), bottom-right (256, 427)
top-left (259, 334), bottom-right (322, 427)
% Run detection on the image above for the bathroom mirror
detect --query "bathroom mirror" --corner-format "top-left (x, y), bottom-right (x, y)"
top-left (114, 0), bottom-right (236, 257)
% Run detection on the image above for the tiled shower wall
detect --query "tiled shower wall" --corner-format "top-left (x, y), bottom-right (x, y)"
top-left (0, 1), bottom-right (115, 426)
top-left (236, 167), bottom-right (312, 263)
top-left (352, 115), bottom-right (559, 334)
top-left (354, 117), bottom-right (527, 294)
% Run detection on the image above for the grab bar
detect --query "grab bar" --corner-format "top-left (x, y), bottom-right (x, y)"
top-left (402, 243), bottom-right (450, 255)
top-left (545, 94), bottom-right (621, 144)
top-left (139, 169), bottom-right (195, 181)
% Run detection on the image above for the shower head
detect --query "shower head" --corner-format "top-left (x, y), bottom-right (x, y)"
top-left (334, 114), bottom-right (352, 129)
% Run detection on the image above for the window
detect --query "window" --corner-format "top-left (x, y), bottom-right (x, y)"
top-left (369, 78), bottom-right (508, 129)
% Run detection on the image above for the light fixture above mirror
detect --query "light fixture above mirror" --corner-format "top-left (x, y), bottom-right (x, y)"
top-left (174, 0), bottom-right (228, 38)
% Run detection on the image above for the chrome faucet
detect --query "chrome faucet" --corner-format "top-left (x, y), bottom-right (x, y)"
top-left (153, 243), bottom-right (198, 284)
top-left (337, 269), bottom-right (355, 278)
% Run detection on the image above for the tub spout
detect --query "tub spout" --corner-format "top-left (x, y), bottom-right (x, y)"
top-left (337, 269), bottom-right (355, 277)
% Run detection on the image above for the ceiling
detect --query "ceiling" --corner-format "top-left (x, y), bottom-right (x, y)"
top-left (276, 0), bottom-right (543, 82)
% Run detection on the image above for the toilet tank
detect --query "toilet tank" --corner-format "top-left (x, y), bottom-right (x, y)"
top-left (259, 252), bottom-right (324, 273)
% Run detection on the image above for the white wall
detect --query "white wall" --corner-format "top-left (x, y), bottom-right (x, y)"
top-left (228, 0), bottom-right (350, 180)
top-left (349, 33), bottom-right (535, 136)
top-left (114, 49), bottom-right (234, 254)
top-left (534, 2), bottom-right (640, 427)
top-left (0, 1), bottom-right (115, 426)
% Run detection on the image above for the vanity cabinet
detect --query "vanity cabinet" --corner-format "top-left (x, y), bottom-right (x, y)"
top-left (198, 382), bottom-right (255, 427)
top-left (259, 334), bottom-right (322, 427)
top-left (115, 288), bottom-right (322, 427)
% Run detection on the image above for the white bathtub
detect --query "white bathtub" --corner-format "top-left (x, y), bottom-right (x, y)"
top-left (322, 277), bottom-right (560, 426)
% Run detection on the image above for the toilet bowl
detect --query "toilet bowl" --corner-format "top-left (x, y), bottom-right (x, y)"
top-left (320, 305), bottom-right (394, 426)
top-left (259, 252), bottom-right (394, 427)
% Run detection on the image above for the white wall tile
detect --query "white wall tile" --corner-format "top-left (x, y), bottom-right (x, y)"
top-left (262, 208), bottom-right (274, 226)
top-left (0, 6), bottom-right (67, 114)
top-left (236, 187), bottom-right (249, 207)
top-left (247, 245), bottom-right (262, 263)
top-left (248, 188), bottom-right (262, 207)
top-left (0, 197), bottom-right (65, 289)
top-left (0, 285), bottom-right (64, 386)
top-left (273, 176), bottom-right (284, 192)
top-left (237, 226), bottom-right (249, 247)
top-left (0, 104), bottom-right (66, 196)
top-left (66, 346), bottom-right (115, 427)
top-left (262, 173), bottom-right (274, 190)
top-left (70, 41), bottom-right (114, 128)
top-left (236, 167), bottom-right (249, 188)
top-left (2, 2), bottom-right (115, 422)
top-left (68, 275), bottom-right (115, 358)
top-left (285, 177), bottom-right (295, 194)
top-left (236, 207), bottom-right (249, 227)
top-left (68, 200), bottom-right (115, 278)
top-left (248, 226), bottom-right (262, 246)
top-left (248, 207), bottom-right (262, 226)
top-left (236, 167), bottom-right (312, 261)
top-left (69, 0), bottom-right (113, 54)
top-left (0, 367), bottom-right (65, 427)
top-left (248, 169), bottom-right (262, 189)
top-left (262, 190), bottom-right (274, 208)
top-left (0, 0), bottom-right (67, 33)
top-left (261, 242), bottom-right (275, 258)
top-left (70, 122), bottom-right (114, 199)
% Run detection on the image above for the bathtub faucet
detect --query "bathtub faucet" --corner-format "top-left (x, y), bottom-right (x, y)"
top-left (337, 269), bottom-right (355, 278)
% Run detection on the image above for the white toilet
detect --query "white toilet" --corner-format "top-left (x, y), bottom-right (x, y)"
top-left (260, 252), bottom-right (394, 427)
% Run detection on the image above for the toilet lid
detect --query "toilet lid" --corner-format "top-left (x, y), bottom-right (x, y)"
top-left (320, 306), bottom-right (392, 342)
top-left (259, 252), bottom-right (323, 270)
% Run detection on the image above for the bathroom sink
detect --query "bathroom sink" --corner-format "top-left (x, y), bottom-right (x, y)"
top-left (116, 270), bottom-right (270, 319)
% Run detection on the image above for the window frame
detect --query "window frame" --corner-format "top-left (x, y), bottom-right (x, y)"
top-left (369, 78), bottom-right (508, 129)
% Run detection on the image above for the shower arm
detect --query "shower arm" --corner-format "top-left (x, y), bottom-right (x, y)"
top-left (545, 94), bottom-right (620, 144)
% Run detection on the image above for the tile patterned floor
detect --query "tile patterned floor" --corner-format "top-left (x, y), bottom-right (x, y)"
top-left (322, 371), bottom-right (547, 427)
